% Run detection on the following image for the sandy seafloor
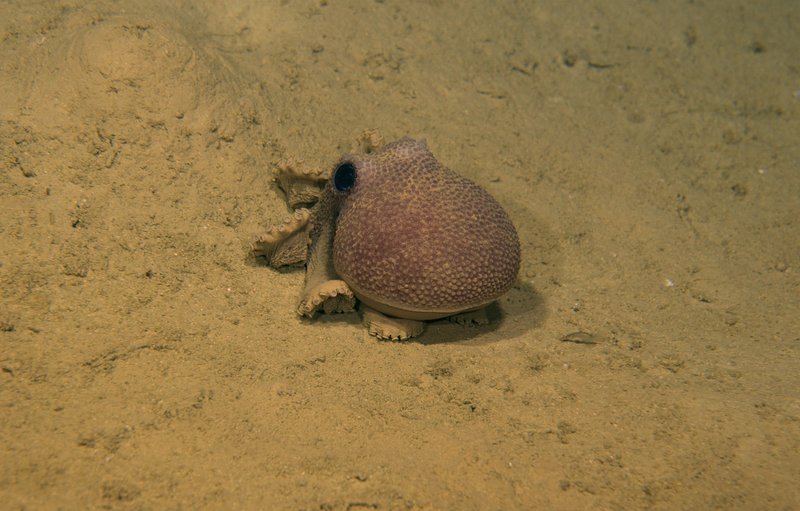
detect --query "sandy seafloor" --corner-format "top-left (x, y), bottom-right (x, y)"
top-left (1, 1), bottom-right (798, 509)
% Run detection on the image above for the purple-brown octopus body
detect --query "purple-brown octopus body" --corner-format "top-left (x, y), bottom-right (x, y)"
top-left (254, 133), bottom-right (520, 340)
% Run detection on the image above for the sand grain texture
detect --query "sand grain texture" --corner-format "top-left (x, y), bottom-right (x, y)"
top-left (1, 1), bottom-right (798, 510)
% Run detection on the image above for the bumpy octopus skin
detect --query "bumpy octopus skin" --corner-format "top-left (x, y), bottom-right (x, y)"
top-left (254, 136), bottom-right (521, 340)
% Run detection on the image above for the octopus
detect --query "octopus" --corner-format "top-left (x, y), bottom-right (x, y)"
top-left (254, 130), bottom-right (520, 340)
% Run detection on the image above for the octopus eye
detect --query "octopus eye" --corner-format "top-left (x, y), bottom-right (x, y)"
top-left (333, 162), bottom-right (357, 192)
